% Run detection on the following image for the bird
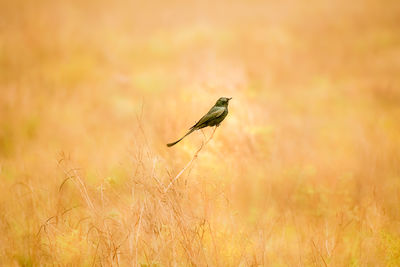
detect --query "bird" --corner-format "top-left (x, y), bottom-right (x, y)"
top-left (167, 97), bottom-right (232, 147)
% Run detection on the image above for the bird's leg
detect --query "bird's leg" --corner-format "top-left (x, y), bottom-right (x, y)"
top-left (201, 129), bottom-right (206, 139)
top-left (200, 129), bottom-right (207, 147)
top-left (208, 126), bottom-right (217, 142)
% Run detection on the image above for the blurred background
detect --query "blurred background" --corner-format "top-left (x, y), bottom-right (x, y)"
top-left (1, 0), bottom-right (400, 265)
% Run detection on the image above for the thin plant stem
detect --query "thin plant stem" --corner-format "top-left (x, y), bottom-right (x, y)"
top-left (164, 127), bottom-right (217, 193)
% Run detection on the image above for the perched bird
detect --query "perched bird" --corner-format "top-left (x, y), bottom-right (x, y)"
top-left (167, 97), bottom-right (232, 147)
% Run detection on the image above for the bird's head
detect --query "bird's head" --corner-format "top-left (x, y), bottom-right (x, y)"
top-left (215, 97), bottom-right (232, 107)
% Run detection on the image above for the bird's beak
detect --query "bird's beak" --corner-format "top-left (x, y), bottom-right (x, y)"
top-left (228, 97), bottom-right (232, 101)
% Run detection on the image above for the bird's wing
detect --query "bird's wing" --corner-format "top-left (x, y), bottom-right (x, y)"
top-left (190, 106), bottom-right (225, 129)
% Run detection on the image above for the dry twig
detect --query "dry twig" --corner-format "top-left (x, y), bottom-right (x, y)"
top-left (164, 127), bottom-right (217, 193)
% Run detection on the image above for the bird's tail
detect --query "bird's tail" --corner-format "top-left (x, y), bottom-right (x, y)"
top-left (167, 128), bottom-right (195, 147)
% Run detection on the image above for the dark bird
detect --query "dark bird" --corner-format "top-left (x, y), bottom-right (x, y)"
top-left (167, 97), bottom-right (232, 147)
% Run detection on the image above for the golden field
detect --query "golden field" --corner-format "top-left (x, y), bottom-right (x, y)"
top-left (1, 0), bottom-right (400, 265)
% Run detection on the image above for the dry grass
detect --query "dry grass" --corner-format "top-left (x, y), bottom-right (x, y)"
top-left (1, 0), bottom-right (400, 265)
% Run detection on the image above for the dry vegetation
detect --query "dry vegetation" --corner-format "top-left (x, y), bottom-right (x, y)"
top-left (1, 0), bottom-right (400, 265)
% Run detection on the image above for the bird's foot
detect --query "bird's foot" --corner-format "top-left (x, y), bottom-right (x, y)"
top-left (201, 129), bottom-right (206, 138)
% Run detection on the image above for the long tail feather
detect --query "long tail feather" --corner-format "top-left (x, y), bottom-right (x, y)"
top-left (167, 128), bottom-right (195, 147)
